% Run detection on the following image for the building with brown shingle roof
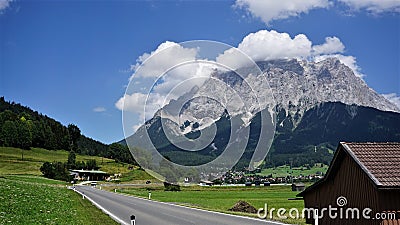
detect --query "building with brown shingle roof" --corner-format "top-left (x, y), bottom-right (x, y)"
top-left (298, 142), bottom-right (400, 225)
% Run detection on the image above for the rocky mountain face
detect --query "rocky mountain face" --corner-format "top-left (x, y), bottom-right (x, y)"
top-left (262, 58), bottom-right (398, 125)
top-left (126, 58), bottom-right (400, 169)
top-left (158, 58), bottom-right (398, 133)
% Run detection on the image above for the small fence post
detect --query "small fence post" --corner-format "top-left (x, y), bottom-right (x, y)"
top-left (130, 215), bottom-right (136, 225)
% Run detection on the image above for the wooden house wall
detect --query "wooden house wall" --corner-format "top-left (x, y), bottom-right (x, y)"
top-left (303, 151), bottom-right (380, 225)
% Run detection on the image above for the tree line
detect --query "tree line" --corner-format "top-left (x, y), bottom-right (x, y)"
top-left (0, 97), bottom-right (137, 165)
top-left (40, 151), bottom-right (99, 181)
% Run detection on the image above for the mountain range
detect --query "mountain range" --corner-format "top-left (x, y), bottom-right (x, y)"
top-left (125, 58), bottom-right (400, 170)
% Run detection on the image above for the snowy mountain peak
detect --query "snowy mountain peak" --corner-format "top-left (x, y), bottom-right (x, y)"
top-left (156, 57), bottom-right (399, 132)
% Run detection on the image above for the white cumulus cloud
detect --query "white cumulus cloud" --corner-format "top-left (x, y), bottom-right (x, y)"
top-left (118, 41), bottom-right (218, 121)
top-left (217, 30), bottom-right (312, 68)
top-left (130, 41), bottom-right (198, 79)
top-left (217, 30), bottom-right (353, 72)
top-left (312, 37), bottom-right (345, 55)
top-left (234, 0), bottom-right (331, 24)
top-left (382, 93), bottom-right (400, 109)
top-left (234, 0), bottom-right (400, 24)
top-left (0, 0), bottom-right (12, 12)
top-left (115, 92), bottom-right (166, 121)
top-left (93, 107), bottom-right (106, 112)
top-left (338, 0), bottom-right (400, 13)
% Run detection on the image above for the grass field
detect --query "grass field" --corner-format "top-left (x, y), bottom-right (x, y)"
top-left (118, 168), bottom-right (155, 182)
top-left (119, 185), bottom-right (307, 225)
top-left (257, 164), bottom-right (328, 177)
top-left (0, 147), bottom-right (143, 178)
top-left (0, 175), bottom-right (117, 225)
top-left (0, 147), bottom-right (113, 175)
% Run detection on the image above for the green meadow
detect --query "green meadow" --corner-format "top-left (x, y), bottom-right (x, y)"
top-left (257, 164), bottom-right (328, 178)
top-left (119, 185), bottom-right (307, 225)
top-left (0, 147), bottom-right (112, 175)
top-left (0, 146), bottom-right (141, 225)
top-left (0, 147), bottom-right (147, 180)
top-left (0, 175), bottom-right (117, 225)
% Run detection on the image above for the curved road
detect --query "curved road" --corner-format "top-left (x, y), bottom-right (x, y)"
top-left (73, 185), bottom-right (286, 225)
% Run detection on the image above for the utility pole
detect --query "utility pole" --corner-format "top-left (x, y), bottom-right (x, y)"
top-left (290, 160), bottom-right (293, 184)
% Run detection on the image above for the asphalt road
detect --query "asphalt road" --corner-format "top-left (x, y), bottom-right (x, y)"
top-left (73, 185), bottom-right (286, 225)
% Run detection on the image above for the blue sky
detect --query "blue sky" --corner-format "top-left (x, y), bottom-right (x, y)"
top-left (0, 0), bottom-right (399, 144)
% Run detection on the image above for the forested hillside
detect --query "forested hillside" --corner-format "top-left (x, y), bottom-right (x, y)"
top-left (0, 97), bottom-right (136, 165)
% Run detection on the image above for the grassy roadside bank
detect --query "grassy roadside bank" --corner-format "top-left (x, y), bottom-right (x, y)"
top-left (0, 175), bottom-right (118, 225)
